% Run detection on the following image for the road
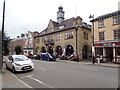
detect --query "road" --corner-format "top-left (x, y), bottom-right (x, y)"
top-left (5, 59), bottom-right (117, 88)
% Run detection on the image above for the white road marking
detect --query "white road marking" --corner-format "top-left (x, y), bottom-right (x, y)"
top-left (12, 73), bottom-right (32, 88)
top-left (21, 74), bottom-right (34, 79)
top-left (28, 76), bottom-right (54, 88)
top-left (21, 74), bottom-right (54, 88)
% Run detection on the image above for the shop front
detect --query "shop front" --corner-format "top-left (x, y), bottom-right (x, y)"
top-left (94, 41), bottom-right (120, 63)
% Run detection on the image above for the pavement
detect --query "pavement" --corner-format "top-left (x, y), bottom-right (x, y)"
top-left (1, 57), bottom-right (119, 89)
top-left (56, 58), bottom-right (120, 68)
top-left (2, 64), bottom-right (32, 88)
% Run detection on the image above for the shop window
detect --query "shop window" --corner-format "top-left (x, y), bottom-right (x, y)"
top-left (99, 32), bottom-right (104, 41)
top-left (114, 30), bottom-right (120, 40)
top-left (98, 20), bottom-right (104, 28)
top-left (117, 48), bottom-right (120, 56)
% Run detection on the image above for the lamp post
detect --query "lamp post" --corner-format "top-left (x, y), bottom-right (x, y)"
top-left (0, 0), bottom-right (5, 72)
top-left (89, 14), bottom-right (95, 64)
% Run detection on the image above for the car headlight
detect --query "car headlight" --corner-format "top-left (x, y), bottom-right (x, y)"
top-left (15, 63), bottom-right (22, 66)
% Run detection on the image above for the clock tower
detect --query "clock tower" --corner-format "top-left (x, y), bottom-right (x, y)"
top-left (57, 6), bottom-right (65, 24)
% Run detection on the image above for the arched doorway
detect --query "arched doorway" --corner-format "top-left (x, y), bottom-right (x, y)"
top-left (41, 47), bottom-right (46, 53)
top-left (65, 45), bottom-right (74, 56)
top-left (56, 46), bottom-right (63, 56)
top-left (47, 46), bottom-right (53, 55)
top-left (82, 45), bottom-right (88, 59)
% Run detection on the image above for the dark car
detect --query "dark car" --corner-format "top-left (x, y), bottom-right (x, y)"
top-left (31, 55), bottom-right (41, 60)
top-left (40, 53), bottom-right (56, 61)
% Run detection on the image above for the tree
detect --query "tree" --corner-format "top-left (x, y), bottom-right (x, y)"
top-left (15, 45), bottom-right (22, 55)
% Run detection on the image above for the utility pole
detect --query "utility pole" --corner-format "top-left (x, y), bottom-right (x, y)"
top-left (0, 0), bottom-right (5, 72)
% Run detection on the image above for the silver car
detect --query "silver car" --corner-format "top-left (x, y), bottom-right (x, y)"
top-left (6, 55), bottom-right (34, 73)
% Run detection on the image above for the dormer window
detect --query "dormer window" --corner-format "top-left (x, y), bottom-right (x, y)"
top-left (48, 29), bottom-right (53, 32)
top-left (59, 25), bottom-right (64, 29)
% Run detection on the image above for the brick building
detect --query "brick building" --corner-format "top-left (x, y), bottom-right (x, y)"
top-left (9, 31), bottom-right (39, 55)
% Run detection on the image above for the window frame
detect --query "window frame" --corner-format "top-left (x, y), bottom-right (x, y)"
top-left (113, 16), bottom-right (120, 25)
top-left (84, 32), bottom-right (88, 40)
top-left (65, 32), bottom-right (73, 40)
top-left (114, 30), bottom-right (120, 40)
top-left (98, 20), bottom-right (105, 28)
top-left (99, 32), bottom-right (104, 41)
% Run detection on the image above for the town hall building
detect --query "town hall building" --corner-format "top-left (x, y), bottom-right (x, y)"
top-left (34, 6), bottom-right (92, 60)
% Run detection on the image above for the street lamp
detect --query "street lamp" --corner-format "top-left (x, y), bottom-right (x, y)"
top-left (89, 14), bottom-right (95, 64)
top-left (0, 0), bottom-right (5, 72)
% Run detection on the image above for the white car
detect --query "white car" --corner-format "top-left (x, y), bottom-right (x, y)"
top-left (6, 55), bottom-right (34, 73)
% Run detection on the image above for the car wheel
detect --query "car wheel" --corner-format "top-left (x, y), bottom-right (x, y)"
top-left (12, 67), bottom-right (16, 73)
top-left (6, 64), bottom-right (9, 69)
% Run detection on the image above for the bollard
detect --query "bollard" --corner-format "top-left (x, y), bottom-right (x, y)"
top-left (98, 58), bottom-right (100, 64)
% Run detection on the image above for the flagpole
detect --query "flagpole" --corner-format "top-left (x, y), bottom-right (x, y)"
top-left (0, 0), bottom-right (5, 72)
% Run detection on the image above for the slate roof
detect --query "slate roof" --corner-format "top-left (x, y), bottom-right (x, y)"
top-left (35, 17), bottom-right (91, 38)
top-left (91, 10), bottom-right (120, 22)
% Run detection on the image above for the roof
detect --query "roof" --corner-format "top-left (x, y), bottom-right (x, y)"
top-left (91, 10), bottom-right (120, 22)
top-left (35, 17), bottom-right (91, 38)
top-left (59, 17), bottom-right (75, 29)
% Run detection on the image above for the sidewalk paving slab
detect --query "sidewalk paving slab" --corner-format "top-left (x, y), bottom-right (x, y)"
top-left (2, 64), bottom-right (32, 88)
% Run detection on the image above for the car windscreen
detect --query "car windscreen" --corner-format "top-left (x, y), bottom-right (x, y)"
top-left (14, 56), bottom-right (29, 61)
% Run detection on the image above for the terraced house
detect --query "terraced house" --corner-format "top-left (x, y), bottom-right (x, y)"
top-left (91, 10), bottom-right (120, 63)
top-left (34, 6), bottom-right (92, 60)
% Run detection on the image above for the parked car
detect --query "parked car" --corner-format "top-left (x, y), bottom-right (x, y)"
top-left (59, 54), bottom-right (68, 60)
top-left (67, 54), bottom-right (79, 62)
top-left (25, 54), bottom-right (33, 58)
top-left (31, 55), bottom-right (41, 60)
top-left (6, 55), bottom-right (34, 73)
top-left (40, 53), bottom-right (56, 61)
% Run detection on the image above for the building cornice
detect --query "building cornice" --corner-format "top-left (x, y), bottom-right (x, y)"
top-left (90, 10), bottom-right (120, 22)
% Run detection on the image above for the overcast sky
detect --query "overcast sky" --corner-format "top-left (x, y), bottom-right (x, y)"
top-left (0, 0), bottom-right (120, 39)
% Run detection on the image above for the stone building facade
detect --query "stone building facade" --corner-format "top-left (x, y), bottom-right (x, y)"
top-left (34, 6), bottom-right (92, 60)
top-left (91, 10), bottom-right (120, 63)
